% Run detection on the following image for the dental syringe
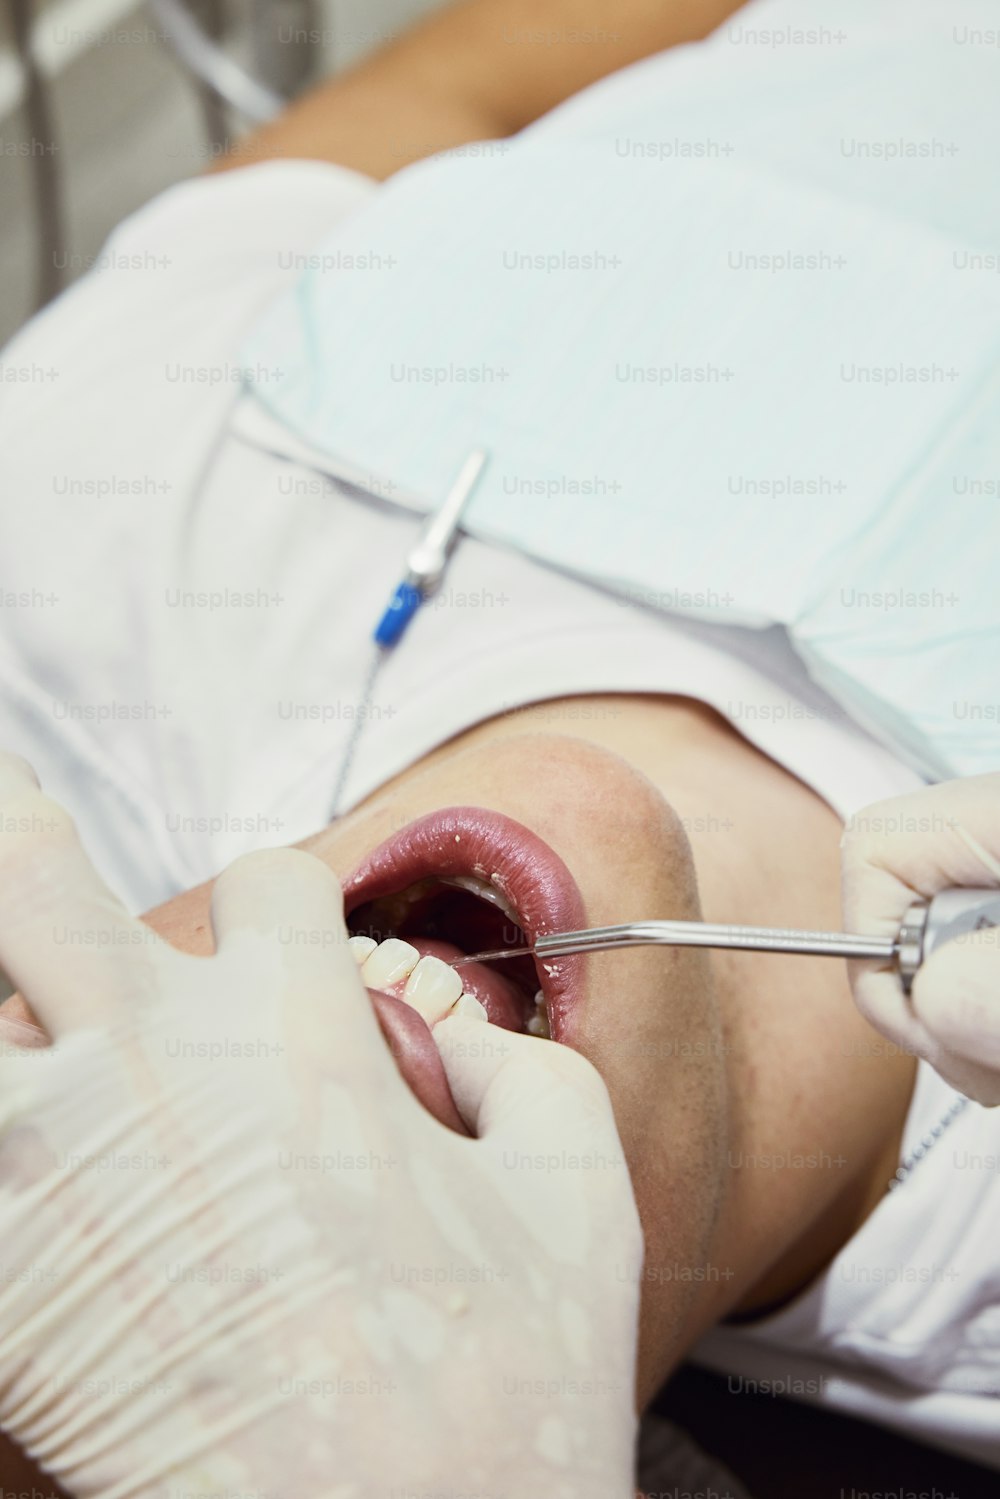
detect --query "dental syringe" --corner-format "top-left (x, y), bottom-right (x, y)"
top-left (452, 887), bottom-right (1000, 994)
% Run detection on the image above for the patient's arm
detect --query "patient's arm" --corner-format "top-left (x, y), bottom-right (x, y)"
top-left (213, 0), bottom-right (748, 179)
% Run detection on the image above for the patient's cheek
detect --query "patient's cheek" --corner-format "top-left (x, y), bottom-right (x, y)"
top-left (142, 878), bottom-right (216, 955)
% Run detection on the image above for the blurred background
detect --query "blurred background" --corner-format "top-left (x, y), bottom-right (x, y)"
top-left (0, 0), bottom-right (441, 343)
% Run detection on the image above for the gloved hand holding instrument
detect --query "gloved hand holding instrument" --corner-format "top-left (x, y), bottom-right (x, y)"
top-left (457, 835), bottom-right (1000, 1105)
top-left (840, 774), bottom-right (1000, 1106)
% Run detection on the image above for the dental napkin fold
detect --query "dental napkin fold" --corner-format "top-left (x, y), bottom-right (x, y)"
top-left (240, 0), bottom-right (1000, 779)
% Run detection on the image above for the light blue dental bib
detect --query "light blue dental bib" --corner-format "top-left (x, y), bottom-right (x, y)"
top-left (242, 0), bottom-right (1000, 779)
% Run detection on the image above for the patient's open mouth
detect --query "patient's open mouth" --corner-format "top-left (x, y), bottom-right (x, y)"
top-left (344, 806), bottom-right (588, 1044)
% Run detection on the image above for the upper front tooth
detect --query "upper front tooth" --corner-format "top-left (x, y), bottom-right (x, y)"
top-left (348, 935), bottom-right (377, 965)
top-left (402, 955), bottom-right (463, 1025)
top-left (361, 938), bottom-right (421, 989)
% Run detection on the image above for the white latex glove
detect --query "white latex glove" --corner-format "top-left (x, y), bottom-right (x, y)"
top-left (841, 774), bottom-right (1000, 1106)
top-left (0, 753), bottom-right (642, 1499)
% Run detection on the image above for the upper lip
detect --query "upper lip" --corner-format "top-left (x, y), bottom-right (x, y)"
top-left (343, 806), bottom-right (587, 1039)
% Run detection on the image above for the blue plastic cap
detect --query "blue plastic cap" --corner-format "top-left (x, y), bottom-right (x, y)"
top-left (374, 581), bottom-right (423, 647)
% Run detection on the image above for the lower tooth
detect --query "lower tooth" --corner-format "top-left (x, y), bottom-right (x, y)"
top-left (451, 993), bottom-right (487, 1023)
top-left (356, 936), bottom-right (484, 1029)
top-left (402, 955), bottom-right (463, 1026)
top-left (348, 935), bottom-right (377, 965)
top-left (361, 938), bottom-right (421, 989)
top-left (358, 930), bottom-right (549, 1040)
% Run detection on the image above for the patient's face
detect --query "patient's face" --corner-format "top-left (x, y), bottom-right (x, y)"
top-left (13, 684), bottom-right (874, 1417)
top-left (306, 701), bottom-right (729, 1397)
top-left (126, 693), bottom-right (733, 1402)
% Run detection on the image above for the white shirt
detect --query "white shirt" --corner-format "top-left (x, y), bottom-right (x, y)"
top-left (1, 66), bottom-right (995, 1471)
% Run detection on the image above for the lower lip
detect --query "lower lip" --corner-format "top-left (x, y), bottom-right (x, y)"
top-left (367, 987), bottom-right (470, 1135)
top-left (343, 805), bottom-right (588, 1041)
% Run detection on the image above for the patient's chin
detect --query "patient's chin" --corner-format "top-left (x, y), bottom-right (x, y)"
top-left (368, 989), bottom-right (470, 1135)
